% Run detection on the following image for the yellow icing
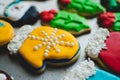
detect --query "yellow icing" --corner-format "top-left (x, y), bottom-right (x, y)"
top-left (19, 26), bottom-right (79, 68)
top-left (0, 20), bottom-right (14, 46)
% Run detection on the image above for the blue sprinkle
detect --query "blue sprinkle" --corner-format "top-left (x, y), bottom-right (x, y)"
top-left (0, 22), bottom-right (4, 27)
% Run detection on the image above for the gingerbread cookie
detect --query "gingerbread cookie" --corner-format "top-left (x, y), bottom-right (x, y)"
top-left (0, 70), bottom-right (13, 80)
top-left (40, 10), bottom-right (91, 35)
top-left (97, 12), bottom-right (120, 31)
top-left (58, 0), bottom-right (105, 17)
top-left (0, 20), bottom-right (14, 46)
top-left (101, 0), bottom-right (120, 12)
top-left (86, 28), bottom-right (120, 74)
top-left (8, 25), bottom-right (80, 73)
top-left (0, 0), bottom-right (38, 26)
top-left (62, 59), bottom-right (120, 80)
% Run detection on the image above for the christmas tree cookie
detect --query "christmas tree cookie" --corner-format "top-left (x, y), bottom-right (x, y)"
top-left (58, 0), bottom-right (105, 17)
top-left (40, 10), bottom-right (91, 35)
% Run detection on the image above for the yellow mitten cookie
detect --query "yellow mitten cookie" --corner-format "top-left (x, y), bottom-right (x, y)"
top-left (8, 25), bottom-right (80, 73)
top-left (0, 20), bottom-right (14, 46)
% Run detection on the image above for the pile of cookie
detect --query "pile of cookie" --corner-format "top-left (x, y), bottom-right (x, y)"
top-left (0, 0), bottom-right (120, 80)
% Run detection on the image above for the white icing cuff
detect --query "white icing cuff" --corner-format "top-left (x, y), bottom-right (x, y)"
top-left (7, 25), bottom-right (34, 54)
top-left (86, 28), bottom-right (109, 58)
top-left (62, 59), bottom-right (96, 80)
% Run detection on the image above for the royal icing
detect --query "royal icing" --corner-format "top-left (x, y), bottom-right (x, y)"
top-left (7, 25), bottom-right (33, 54)
top-left (0, 73), bottom-right (7, 80)
top-left (98, 12), bottom-right (120, 31)
top-left (50, 11), bottom-right (90, 32)
top-left (8, 26), bottom-right (79, 68)
top-left (86, 28), bottom-right (109, 58)
top-left (62, 59), bottom-right (96, 80)
top-left (0, 20), bottom-right (14, 46)
top-left (97, 12), bottom-right (115, 28)
top-left (99, 32), bottom-right (120, 73)
top-left (103, 0), bottom-right (120, 11)
top-left (61, 0), bottom-right (104, 14)
top-left (0, 0), bottom-right (31, 21)
top-left (88, 69), bottom-right (120, 80)
top-left (40, 10), bottom-right (90, 32)
top-left (112, 13), bottom-right (120, 31)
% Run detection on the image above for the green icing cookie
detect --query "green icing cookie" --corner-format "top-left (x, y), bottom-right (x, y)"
top-left (50, 11), bottom-right (90, 32)
top-left (112, 13), bottom-right (120, 31)
top-left (108, 0), bottom-right (120, 11)
top-left (67, 0), bottom-right (104, 14)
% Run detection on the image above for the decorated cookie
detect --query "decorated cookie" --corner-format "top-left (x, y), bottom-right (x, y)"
top-left (40, 10), bottom-right (91, 35)
top-left (98, 12), bottom-right (120, 31)
top-left (101, 0), bottom-right (120, 12)
top-left (58, 0), bottom-right (105, 17)
top-left (7, 25), bottom-right (80, 72)
top-left (0, 70), bottom-right (13, 80)
top-left (0, 0), bottom-right (38, 26)
top-left (62, 59), bottom-right (120, 80)
top-left (0, 20), bottom-right (14, 46)
top-left (86, 28), bottom-right (120, 74)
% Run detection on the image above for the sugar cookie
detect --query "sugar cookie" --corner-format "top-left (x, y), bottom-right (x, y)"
top-left (40, 10), bottom-right (91, 35)
top-left (8, 25), bottom-right (80, 73)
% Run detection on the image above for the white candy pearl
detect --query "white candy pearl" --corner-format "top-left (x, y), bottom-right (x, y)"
top-left (61, 34), bottom-right (65, 37)
top-left (49, 39), bottom-right (53, 42)
top-left (66, 42), bottom-right (70, 46)
top-left (50, 36), bottom-right (54, 38)
top-left (56, 49), bottom-right (60, 53)
top-left (44, 53), bottom-right (48, 57)
top-left (46, 46), bottom-right (50, 49)
top-left (31, 35), bottom-right (36, 39)
top-left (54, 28), bottom-right (58, 31)
top-left (60, 41), bottom-right (64, 45)
top-left (45, 49), bottom-right (49, 53)
top-left (54, 37), bottom-right (58, 41)
top-left (42, 42), bottom-right (46, 45)
top-left (51, 33), bottom-right (55, 36)
top-left (51, 43), bottom-right (56, 47)
top-left (44, 38), bottom-right (48, 42)
top-left (55, 41), bottom-right (59, 44)
top-left (70, 42), bottom-right (75, 47)
top-left (58, 36), bottom-right (62, 39)
top-left (46, 36), bottom-right (50, 39)
top-left (28, 35), bottom-right (31, 38)
top-left (38, 44), bottom-right (42, 47)
top-left (41, 30), bottom-right (45, 34)
top-left (47, 42), bottom-right (51, 45)
top-left (34, 46), bottom-right (39, 51)
top-left (44, 33), bottom-right (47, 36)
top-left (40, 38), bottom-right (44, 41)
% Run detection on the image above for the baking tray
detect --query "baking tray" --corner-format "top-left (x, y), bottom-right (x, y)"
top-left (0, 0), bottom-right (100, 80)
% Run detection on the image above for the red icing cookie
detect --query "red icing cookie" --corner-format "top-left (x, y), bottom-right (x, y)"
top-left (86, 28), bottom-right (120, 74)
top-left (99, 32), bottom-right (120, 74)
